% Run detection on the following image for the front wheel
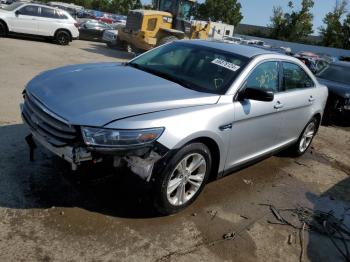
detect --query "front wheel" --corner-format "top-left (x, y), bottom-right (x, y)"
top-left (153, 143), bottom-right (212, 215)
top-left (0, 22), bottom-right (8, 37)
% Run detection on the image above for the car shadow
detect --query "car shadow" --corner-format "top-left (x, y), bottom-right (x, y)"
top-left (6, 34), bottom-right (52, 44)
top-left (80, 42), bottom-right (135, 60)
top-left (306, 177), bottom-right (350, 261)
top-left (0, 123), bottom-right (159, 219)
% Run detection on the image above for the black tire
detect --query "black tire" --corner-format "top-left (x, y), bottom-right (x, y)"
top-left (55, 30), bottom-right (70, 46)
top-left (0, 21), bottom-right (8, 37)
top-left (157, 35), bottom-right (178, 46)
top-left (287, 117), bottom-right (319, 157)
top-left (153, 143), bottom-right (212, 215)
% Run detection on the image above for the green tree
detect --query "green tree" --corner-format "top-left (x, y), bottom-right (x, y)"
top-left (196, 0), bottom-right (243, 27)
top-left (343, 13), bottom-right (350, 49)
top-left (270, 6), bottom-right (285, 39)
top-left (269, 0), bottom-right (314, 42)
top-left (109, 0), bottom-right (142, 15)
top-left (319, 0), bottom-right (348, 48)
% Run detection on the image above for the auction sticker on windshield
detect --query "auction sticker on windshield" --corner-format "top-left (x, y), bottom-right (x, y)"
top-left (211, 58), bottom-right (241, 72)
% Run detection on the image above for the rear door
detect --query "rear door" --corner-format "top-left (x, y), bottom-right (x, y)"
top-left (273, 61), bottom-right (317, 145)
top-left (8, 5), bottom-right (39, 34)
top-left (36, 7), bottom-right (62, 37)
top-left (225, 60), bottom-right (282, 169)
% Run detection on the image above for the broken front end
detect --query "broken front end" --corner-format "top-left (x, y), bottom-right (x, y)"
top-left (21, 92), bottom-right (169, 181)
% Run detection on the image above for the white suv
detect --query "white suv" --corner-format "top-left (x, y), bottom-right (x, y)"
top-left (0, 2), bottom-right (79, 45)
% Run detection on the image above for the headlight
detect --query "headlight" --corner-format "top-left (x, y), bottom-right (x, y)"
top-left (81, 127), bottom-right (164, 147)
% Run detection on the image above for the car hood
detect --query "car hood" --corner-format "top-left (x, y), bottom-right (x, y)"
top-left (26, 62), bottom-right (220, 126)
top-left (317, 78), bottom-right (350, 98)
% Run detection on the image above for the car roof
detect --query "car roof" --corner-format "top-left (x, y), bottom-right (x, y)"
top-left (180, 40), bottom-right (275, 58)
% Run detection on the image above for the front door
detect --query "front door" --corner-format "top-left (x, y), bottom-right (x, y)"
top-left (225, 61), bottom-right (282, 169)
top-left (8, 5), bottom-right (39, 35)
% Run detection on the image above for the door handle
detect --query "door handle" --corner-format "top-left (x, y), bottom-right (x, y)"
top-left (219, 123), bottom-right (232, 131)
top-left (309, 96), bottom-right (315, 102)
top-left (274, 101), bottom-right (284, 109)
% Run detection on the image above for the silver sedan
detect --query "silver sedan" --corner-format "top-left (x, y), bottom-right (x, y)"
top-left (21, 40), bottom-right (328, 214)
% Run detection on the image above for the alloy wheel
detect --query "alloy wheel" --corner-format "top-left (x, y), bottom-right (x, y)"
top-left (167, 153), bottom-right (207, 206)
top-left (57, 34), bottom-right (68, 45)
top-left (299, 121), bottom-right (316, 153)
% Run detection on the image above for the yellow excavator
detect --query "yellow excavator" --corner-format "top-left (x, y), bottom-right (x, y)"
top-left (117, 0), bottom-right (211, 51)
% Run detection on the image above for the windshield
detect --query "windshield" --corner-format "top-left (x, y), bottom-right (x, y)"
top-left (2, 2), bottom-right (23, 11)
top-left (128, 42), bottom-right (249, 94)
top-left (317, 64), bottom-right (350, 85)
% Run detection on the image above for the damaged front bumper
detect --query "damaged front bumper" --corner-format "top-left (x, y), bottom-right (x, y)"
top-left (20, 97), bottom-right (169, 181)
top-left (23, 118), bottom-right (167, 181)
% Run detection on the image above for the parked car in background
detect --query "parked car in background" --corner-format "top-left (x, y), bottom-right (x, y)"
top-left (98, 13), bottom-right (114, 24)
top-left (316, 61), bottom-right (350, 125)
top-left (78, 19), bottom-right (112, 42)
top-left (1, 0), bottom-right (15, 5)
top-left (47, 1), bottom-right (83, 18)
top-left (294, 52), bottom-right (330, 74)
top-left (0, 2), bottom-right (79, 45)
top-left (111, 14), bottom-right (126, 25)
top-left (21, 41), bottom-right (328, 214)
top-left (103, 28), bottom-right (118, 48)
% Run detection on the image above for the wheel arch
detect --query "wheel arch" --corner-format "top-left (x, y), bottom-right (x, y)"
top-left (54, 28), bottom-right (72, 41)
top-left (312, 112), bottom-right (322, 132)
top-left (183, 136), bottom-right (221, 182)
top-left (0, 19), bottom-right (9, 32)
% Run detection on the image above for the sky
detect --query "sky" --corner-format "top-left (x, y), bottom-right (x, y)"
top-left (240, 0), bottom-right (340, 35)
top-left (142, 0), bottom-right (344, 35)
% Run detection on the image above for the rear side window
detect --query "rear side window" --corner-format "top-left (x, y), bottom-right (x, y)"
top-left (282, 62), bottom-right (314, 91)
top-left (41, 7), bottom-right (56, 18)
top-left (40, 7), bottom-right (68, 19)
top-left (19, 5), bottom-right (40, 16)
top-left (244, 61), bottom-right (279, 92)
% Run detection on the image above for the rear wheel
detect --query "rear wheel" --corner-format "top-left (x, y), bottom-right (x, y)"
top-left (288, 117), bottom-right (318, 156)
top-left (0, 21), bottom-right (8, 37)
top-left (55, 31), bottom-right (70, 46)
top-left (153, 143), bottom-right (212, 215)
top-left (157, 35), bottom-right (178, 46)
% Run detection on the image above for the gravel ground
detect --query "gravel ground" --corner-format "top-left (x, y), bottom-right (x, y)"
top-left (0, 37), bottom-right (350, 262)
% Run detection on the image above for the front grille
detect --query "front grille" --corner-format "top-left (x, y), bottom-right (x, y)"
top-left (22, 93), bottom-right (78, 147)
top-left (125, 11), bottom-right (143, 32)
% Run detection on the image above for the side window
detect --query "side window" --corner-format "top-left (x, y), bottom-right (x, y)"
top-left (57, 11), bottom-right (68, 19)
top-left (245, 61), bottom-right (279, 92)
top-left (84, 22), bottom-right (97, 29)
top-left (147, 18), bottom-right (157, 31)
top-left (19, 5), bottom-right (39, 16)
top-left (282, 62), bottom-right (314, 91)
top-left (41, 7), bottom-right (57, 18)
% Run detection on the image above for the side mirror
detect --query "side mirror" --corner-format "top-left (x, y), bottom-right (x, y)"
top-left (239, 87), bottom-right (274, 102)
top-left (15, 10), bottom-right (20, 16)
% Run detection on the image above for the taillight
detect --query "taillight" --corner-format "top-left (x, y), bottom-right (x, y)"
top-left (74, 23), bottom-right (79, 28)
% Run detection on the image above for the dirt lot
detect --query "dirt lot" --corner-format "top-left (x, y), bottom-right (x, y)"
top-left (0, 37), bottom-right (350, 262)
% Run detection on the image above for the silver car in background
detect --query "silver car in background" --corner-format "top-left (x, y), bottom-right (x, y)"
top-left (21, 40), bottom-right (328, 214)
